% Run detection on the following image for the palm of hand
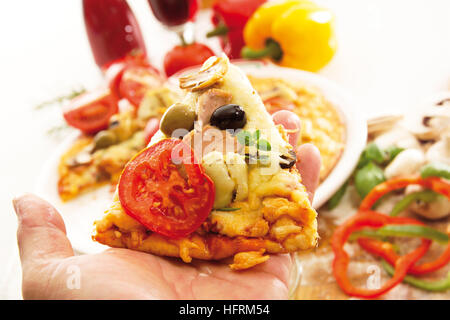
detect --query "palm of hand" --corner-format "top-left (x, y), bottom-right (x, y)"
top-left (15, 143), bottom-right (319, 300)
top-left (36, 249), bottom-right (291, 300)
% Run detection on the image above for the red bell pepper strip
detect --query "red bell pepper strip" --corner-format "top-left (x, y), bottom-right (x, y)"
top-left (359, 236), bottom-right (450, 276)
top-left (357, 176), bottom-right (450, 276)
top-left (359, 176), bottom-right (450, 211)
top-left (332, 211), bottom-right (431, 299)
top-left (208, 0), bottom-right (267, 59)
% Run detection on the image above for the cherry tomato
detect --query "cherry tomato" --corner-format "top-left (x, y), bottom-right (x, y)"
top-left (163, 43), bottom-right (215, 77)
top-left (63, 89), bottom-right (118, 134)
top-left (105, 55), bottom-right (163, 107)
top-left (144, 117), bottom-right (160, 145)
top-left (118, 65), bottom-right (163, 107)
top-left (118, 139), bottom-right (215, 239)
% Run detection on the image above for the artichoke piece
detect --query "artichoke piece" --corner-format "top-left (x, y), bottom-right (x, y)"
top-left (179, 56), bottom-right (228, 92)
top-left (202, 151), bottom-right (235, 209)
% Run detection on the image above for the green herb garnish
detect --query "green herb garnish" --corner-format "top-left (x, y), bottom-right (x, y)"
top-left (35, 88), bottom-right (86, 110)
top-left (236, 130), bottom-right (254, 147)
top-left (257, 139), bottom-right (271, 151)
top-left (237, 130), bottom-right (271, 151)
top-left (216, 207), bottom-right (241, 212)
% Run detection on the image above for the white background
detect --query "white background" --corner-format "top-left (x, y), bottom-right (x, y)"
top-left (0, 0), bottom-right (449, 299)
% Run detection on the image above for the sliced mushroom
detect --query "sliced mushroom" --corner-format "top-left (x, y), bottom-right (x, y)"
top-left (404, 185), bottom-right (450, 220)
top-left (259, 83), bottom-right (298, 102)
top-left (401, 96), bottom-right (450, 141)
top-left (179, 56), bottom-right (228, 92)
top-left (410, 196), bottom-right (450, 220)
top-left (367, 115), bottom-right (403, 136)
top-left (374, 127), bottom-right (420, 150)
top-left (425, 133), bottom-right (450, 165)
top-left (384, 148), bottom-right (425, 179)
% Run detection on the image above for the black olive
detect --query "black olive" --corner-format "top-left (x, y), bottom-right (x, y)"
top-left (210, 104), bottom-right (247, 130)
top-left (280, 149), bottom-right (297, 169)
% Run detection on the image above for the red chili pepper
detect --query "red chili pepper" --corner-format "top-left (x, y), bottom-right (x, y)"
top-left (208, 0), bottom-right (267, 59)
top-left (332, 211), bottom-right (431, 299)
top-left (83, 0), bottom-right (147, 69)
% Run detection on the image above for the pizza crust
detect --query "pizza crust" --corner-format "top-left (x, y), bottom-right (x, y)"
top-left (93, 57), bottom-right (318, 269)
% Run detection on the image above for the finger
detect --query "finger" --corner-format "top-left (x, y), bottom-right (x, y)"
top-left (272, 110), bottom-right (302, 147)
top-left (13, 194), bottom-right (74, 269)
top-left (296, 144), bottom-right (321, 202)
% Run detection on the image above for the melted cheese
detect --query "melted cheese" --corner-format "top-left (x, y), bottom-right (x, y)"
top-left (95, 57), bottom-right (318, 253)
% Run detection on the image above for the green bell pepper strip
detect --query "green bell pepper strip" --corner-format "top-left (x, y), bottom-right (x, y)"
top-left (378, 225), bottom-right (449, 244)
top-left (382, 260), bottom-right (450, 292)
top-left (349, 229), bottom-right (387, 242)
top-left (420, 162), bottom-right (450, 180)
top-left (350, 225), bottom-right (449, 245)
top-left (390, 190), bottom-right (440, 216)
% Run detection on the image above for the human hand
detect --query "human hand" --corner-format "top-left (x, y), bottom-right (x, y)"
top-left (14, 113), bottom-right (321, 300)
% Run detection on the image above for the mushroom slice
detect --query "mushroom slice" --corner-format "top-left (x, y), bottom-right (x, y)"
top-left (374, 127), bottom-right (420, 150)
top-left (426, 133), bottom-right (450, 165)
top-left (179, 56), bottom-right (228, 92)
top-left (259, 83), bottom-right (298, 102)
top-left (401, 96), bottom-right (450, 141)
top-left (367, 115), bottom-right (403, 136)
top-left (405, 185), bottom-right (450, 220)
top-left (384, 148), bottom-right (425, 179)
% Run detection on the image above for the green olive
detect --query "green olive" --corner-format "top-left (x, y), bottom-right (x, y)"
top-left (93, 130), bottom-right (117, 151)
top-left (160, 103), bottom-right (196, 137)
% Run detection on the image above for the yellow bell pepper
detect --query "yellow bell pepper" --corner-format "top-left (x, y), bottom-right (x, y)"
top-left (242, 0), bottom-right (337, 72)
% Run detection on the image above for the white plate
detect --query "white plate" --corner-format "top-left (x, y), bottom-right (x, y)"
top-left (35, 61), bottom-right (367, 254)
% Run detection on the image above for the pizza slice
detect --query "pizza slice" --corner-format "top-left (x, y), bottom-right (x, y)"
top-left (93, 56), bottom-right (318, 270)
top-left (58, 86), bottom-right (179, 201)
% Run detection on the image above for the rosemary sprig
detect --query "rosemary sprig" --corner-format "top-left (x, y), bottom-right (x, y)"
top-left (35, 88), bottom-right (86, 110)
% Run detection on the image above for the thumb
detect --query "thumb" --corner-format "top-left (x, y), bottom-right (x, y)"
top-left (13, 194), bottom-right (74, 269)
